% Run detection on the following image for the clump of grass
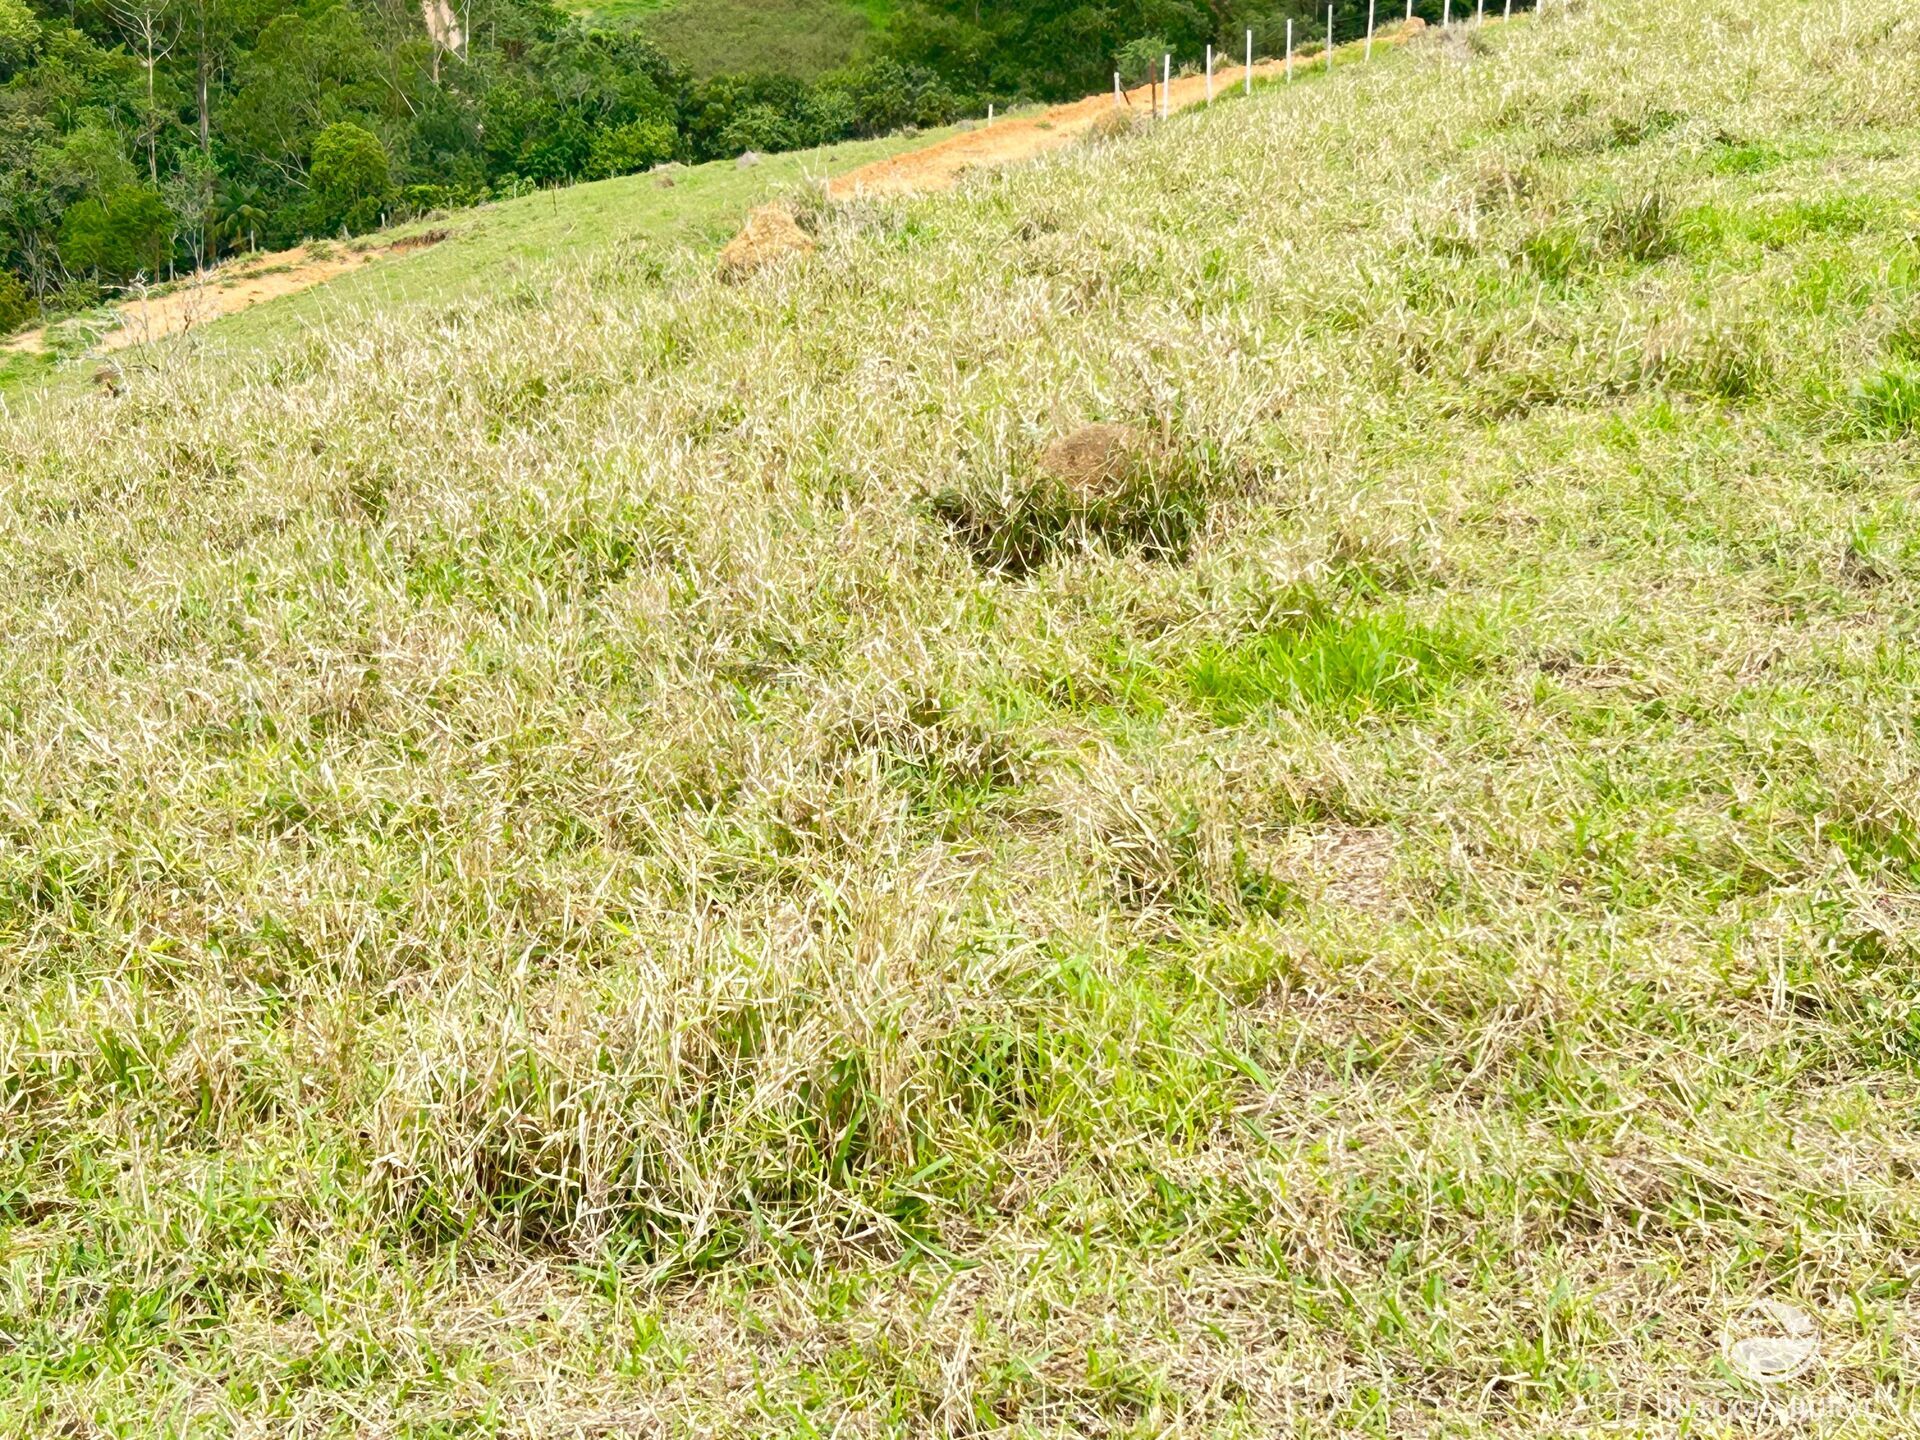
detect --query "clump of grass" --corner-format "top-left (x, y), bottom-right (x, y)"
top-left (1598, 185), bottom-right (1681, 263)
top-left (1743, 194), bottom-right (1882, 248)
top-left (1085, 107), bottom-right (1148, 145)
top-left (1853, 364), bottom-right (1920, 435)
top-left (1521, 219), bottom-right (1591, 283)
top-left (1603, 103), bottom-right (1684, 149)
top-left (1644, 310), bottom-right (1773, 400)
top-left (1186, 606), bottom-right (1481, 724)
top-left (1709, 138), bottom-right (1785, 174)
top-left (1884, 311), bottom-right (1920, 363)
top-left (929, 426), bottom-right (1223, 574)
top-left (1410, 18), bottom-right (1492, 63)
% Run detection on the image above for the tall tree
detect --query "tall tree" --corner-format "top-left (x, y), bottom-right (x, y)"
top-left (103, 0), bottom-right (180, 181)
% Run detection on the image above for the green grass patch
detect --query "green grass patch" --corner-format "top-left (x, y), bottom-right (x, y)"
top-left (0, 347), bottom-right (52, 392)
top-left (1186, 608), bottom-right (1482, 724)
top-left (1853, 364), bottom-right (1920, 435)
top-left (1709, 140), bottom-right (1786, 175)
top-left (573, 0), bottom-right (885, 78)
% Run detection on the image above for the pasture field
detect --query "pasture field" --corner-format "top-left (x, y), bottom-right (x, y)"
top-left (564, 0), bottom-right (892, 78)
top-left (0, 127), bottom-right (953, 398)
top-left (3, 1), bottom-right (1920, 1434)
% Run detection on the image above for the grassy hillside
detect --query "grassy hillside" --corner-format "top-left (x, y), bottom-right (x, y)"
top-left (568, 0), bottom-right (891, 78)
top-left (6, 2), bottom-right (1920, 1435)
top-left (0, 126), bottom-right (948, 396)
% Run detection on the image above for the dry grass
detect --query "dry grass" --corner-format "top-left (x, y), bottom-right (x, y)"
top-left (716, 205), bottom-right (816, 281)
top-left (4, 0), bottom-right (1920, 1434)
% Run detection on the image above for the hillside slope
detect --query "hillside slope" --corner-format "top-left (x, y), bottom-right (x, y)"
top-left (566, 0), bottom-right (888, 78)
top-left (5, 2), bottom-right (1920, 1435)
top-left (0, 128), bottom-right (951, 394)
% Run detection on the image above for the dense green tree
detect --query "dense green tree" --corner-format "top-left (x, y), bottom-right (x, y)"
top-left (0, 269), bottom-right (29, 330)
top-left (0, 0), bottom-right (39, 77)
top-left (813, 57), bottom-right (959, 138)
top-left (39, 112), bottom-right (139, 204)
top-left (308, 120), bottom-right (389, 232)
top-left (682, 72), bottom-right (811, 159)
top-left (883, 0), bottom-right (1530, 100)
top-left (220, 7), bottom-right (387, 177)
top-left (585, 117), bottom-right (677, 180)
top-left (1115, 34), bottom-right (1171, 100)
top-left (478, 29), bottom-right (679, 181)
top-left (163, 147), bottom-right (218, 267)
top-left (58, 184), bottom-right (172, 279)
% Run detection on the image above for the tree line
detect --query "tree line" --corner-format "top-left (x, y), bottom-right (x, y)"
top-left (887, 0), bottom-right (1482, 103)
top-left (0, 0), bottom-right (1500, 333)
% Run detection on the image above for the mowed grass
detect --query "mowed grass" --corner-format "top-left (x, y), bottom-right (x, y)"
top-left (4, 1), bottom-right (1920, 1435)
top-left (566, 0), bottom-right (890, 77)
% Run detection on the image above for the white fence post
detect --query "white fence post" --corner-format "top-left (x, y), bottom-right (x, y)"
top-left (1162, 53), bottom-right (1170, 118)
top-left (1367, 0), bottom-right (1377, 59)
top-left (1327, 5), bottom-right (1335, 70)
top-left (1246, 28), bottom-right (1253, 94)
top-left (1443, 0), bottom-right (1452, 26)
top-left (1287, 18), bottom-right (1294, 80)
top-left (1114, 70), bottom-right (1122, 107)
top-left (1207, 43), bottom-right (1214, 101)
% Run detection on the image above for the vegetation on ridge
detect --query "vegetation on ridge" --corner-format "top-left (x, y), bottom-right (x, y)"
top-left (0, 0), bottom-right (968, 330)
top-left (3, 0), bottom-right (1920, 1433)
top-left (0, 0), bottom-right (1530, 341)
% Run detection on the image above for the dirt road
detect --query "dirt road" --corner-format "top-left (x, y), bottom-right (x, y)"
top-left (828, 17), bottom-right (1438, 200)
top-left (831, 58), bottom-right (1297, 199)
top-left (1, 236), bottom-right (437, 358)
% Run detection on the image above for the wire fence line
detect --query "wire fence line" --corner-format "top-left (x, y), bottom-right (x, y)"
top-left (1096, 0), bottom-right (1550, 125)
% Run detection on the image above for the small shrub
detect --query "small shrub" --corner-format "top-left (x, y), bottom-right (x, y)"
top-left (0, 270), bottom-right (29, 334)
top-left (1114, 36), bottom-right (1170, 92)
top-left (1086, 108), bottom-right (1146, 144)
